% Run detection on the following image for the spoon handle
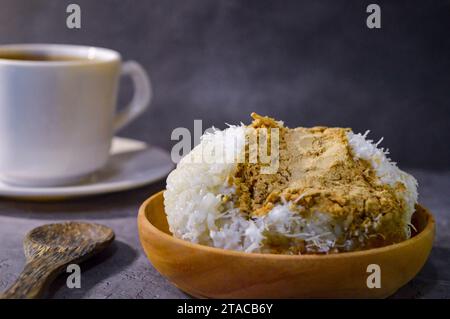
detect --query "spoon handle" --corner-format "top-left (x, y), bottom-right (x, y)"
top-left (1, 258), bottom-right (60, 299)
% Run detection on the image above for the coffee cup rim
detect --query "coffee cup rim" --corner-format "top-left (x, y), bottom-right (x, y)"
top-left (0, 43), bottom-right (121, 66)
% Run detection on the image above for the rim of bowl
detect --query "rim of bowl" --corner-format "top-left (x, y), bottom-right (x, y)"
top-left (138, 190), bottom-right (435, 260)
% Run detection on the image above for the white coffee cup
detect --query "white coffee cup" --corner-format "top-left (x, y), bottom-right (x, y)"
top-left (0, 44), bottom-right (152, 186)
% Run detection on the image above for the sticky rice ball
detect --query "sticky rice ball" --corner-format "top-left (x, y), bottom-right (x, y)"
top-left (164, 114), bottom-right (418, 254)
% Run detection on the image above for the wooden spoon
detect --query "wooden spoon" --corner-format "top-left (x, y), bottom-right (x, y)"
top-left (1, 222), bottom-right (114, 299)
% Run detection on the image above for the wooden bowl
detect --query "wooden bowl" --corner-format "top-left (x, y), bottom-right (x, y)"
top-left (138, 191), bottom-right (435, 298)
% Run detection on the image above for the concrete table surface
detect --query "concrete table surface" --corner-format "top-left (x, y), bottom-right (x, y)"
top-left (0, 169), bottom-right (448, 299)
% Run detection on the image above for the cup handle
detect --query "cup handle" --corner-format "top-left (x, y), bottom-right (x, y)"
top-left (114, 61), bottom-right (152, 132)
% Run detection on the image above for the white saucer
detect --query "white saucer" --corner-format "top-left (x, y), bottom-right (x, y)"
top-left (0, 137), bottom-right (174, 200)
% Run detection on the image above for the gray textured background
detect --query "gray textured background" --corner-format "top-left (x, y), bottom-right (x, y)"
top-left (0, 0), bottom-right (448, 169)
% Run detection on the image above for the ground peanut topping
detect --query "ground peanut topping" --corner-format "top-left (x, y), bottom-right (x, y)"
top-left (233, 113), bottom-right (408, 251)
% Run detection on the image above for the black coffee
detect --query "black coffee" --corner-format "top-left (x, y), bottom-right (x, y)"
top-left (0, 52), bottom-right (88, 61)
